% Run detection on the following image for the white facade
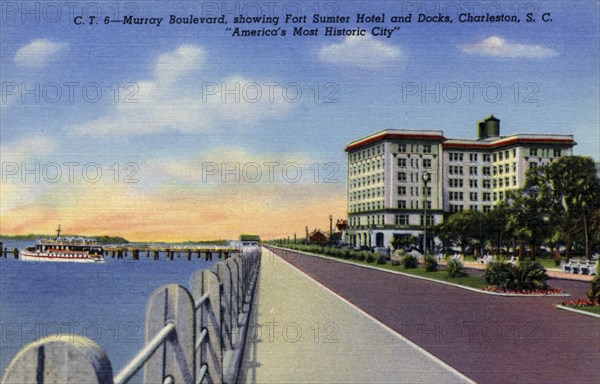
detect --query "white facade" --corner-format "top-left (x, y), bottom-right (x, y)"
top-left (346, 116), bottom-right (576, 250)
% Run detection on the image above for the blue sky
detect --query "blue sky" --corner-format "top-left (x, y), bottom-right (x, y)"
top-left (1, 0), bottom-right (599, 240)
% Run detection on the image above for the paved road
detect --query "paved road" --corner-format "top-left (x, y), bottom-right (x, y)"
top-left (269, 247), bottom-right (600, 384)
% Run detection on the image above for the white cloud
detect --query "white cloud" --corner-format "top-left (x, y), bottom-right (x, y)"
top-left (71, 45), bottom-right (294, 137)
top-left (14, 39), bottom-right (68, 68)
top-left (318, 34), bottom-right (402, 69)
top-left (460, 36), bottom-right (558, 58)
top-left (155, 44), bottom-right (205, 84)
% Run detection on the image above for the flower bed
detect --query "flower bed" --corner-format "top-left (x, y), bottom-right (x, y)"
top-left (484, 287), bottom-right (564, 295)
top-left (560, 299), bottom-right (599, 307)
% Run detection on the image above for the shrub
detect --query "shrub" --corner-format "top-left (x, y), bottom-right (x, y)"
top-left (587, 276), bottom-right (600, 302)
top-left (366, 254), bottom-right (375, 263)
top-left (356, 252), bottom-right (366, 261)
top-left (403, 254), bottom-right (418, 269)
top-left (424, 255), bottom-right (438, 272)
top-left (376, 255), bottom-right (387, 264)
top-left (447, 259), bottom-right (468, 278)
top-left (391, 260), bottom-right (401, 266)
top-left (484, 260), bottom-right (549, 291)
top-left (484, 261), bottom-right (514, 289)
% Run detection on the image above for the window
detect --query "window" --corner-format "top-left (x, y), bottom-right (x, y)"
top-left (423, 159), bottom-right (432, 168)
top-left (470, 205), bottom-right (478, 211)
top-left (398, 200), bottom-right (406, 209)
top-left (483, 205), bottom-right (491, 212)
top-left (483, 154), bottom-right (491, 162)
top-left (449, 152), bottom-right (464, 161)
top-left (469, 166), bottom-right (478, 175)
top-left (423, 144), bottom-right (432, 153)
top-left (505, 150), bottom-right (510, 159)
top-left (398, 172), bottom-right (407, 182)
top-left (470, 179), bottom-right (478, 188)
top-left (449, 204), bottom-right (464, 213)
top-left (398, 186), bottom-right (406, 195)
top-left (449, 191), bottom-right (464, 201)
top-left (398, 144), bottom-right (406, 152)
top-left (396, 214), bottom-right (409, 226)
top-left (423, 187), bottom-right (432, 196)
top-left (449, 179), bottom-right (463, 188)
top-left (530, 148), bottom-right (538, 156)
top-left (504, 164), bottom-right (510, 173)
top-left (499, 152), bottom-right (504, 161)
top-left (470, 192), bottom-right (478, 201)
top-left (483, 192), bottom-right (491, 201)
top-left (420, 214), bottom-right (435, 226)
top-left (398, 158), bottom-right (406, 168)
top-left (470, 153), bottom-right (478, 162)
top-left (424, 201), bottom-right (432, 209)
top-left (483, 180), bottom-right (491, 189)
top-left (529, 162), bottom-right (537, 169)
top-left (493, 154), bottom-right (497, 162)
top-left (554, 149), bottom-right (562, 157)
top-left (483, 166), bottom-right (491, 176)
top-left (512, 176), bottom-right (517, 186)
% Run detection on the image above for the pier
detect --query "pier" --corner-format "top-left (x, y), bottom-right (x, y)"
top-left (101, 245), bottom-right (240, 261)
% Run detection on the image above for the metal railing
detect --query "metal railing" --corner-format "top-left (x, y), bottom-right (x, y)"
top-left (1, 247), bottom-right (262, 384)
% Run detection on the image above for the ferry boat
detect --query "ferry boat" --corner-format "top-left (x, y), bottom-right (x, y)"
top-left (20, 225), bottom-right (105, 263)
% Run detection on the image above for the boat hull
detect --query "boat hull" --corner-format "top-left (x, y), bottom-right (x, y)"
top-left (20, 251), bottom-right (105, 263)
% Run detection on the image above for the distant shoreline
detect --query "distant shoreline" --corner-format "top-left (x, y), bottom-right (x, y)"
top-left (0, 234), bottom-right (230, 245)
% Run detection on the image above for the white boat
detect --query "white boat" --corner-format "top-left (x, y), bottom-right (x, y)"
top-left (20, 225), bottom-right (105, 263)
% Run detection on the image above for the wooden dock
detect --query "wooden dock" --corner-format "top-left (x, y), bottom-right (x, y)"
top-left (0, 242), bottom-right (240, 261)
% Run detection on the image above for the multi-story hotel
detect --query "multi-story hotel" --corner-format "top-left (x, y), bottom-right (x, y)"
top-left (345, 116), bottom-right (576, 250)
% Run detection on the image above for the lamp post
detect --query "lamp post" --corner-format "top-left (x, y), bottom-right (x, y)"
top-left (329, 214), bottom-right (333, 241)
top-left (422, 171), bottom-right (431, 255)
top-left (305, 226), bottom-right (309, 244)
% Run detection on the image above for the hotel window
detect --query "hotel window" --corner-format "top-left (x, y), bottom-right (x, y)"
top-left (505, 177), bottom-right (510, 186)
top-left (483, 192), bottom-right (491, 201)
top-left (530, 148), bottom-right (538, 156)
top-left (504, 164), bottom-right (510, 173)
top-left (424, 201), bottom-right (432, 209)
top-left (396, 214), bottom-right (409, 226)
top-left (505, 150), bottom-right (510, 159)
top-left (493, 180), bottom-right (497, 188)
top-left (470, 192), bottom-right (478, 201)
top-left (411, 158), bottom-right (419, 169)
top-left (483, 180), bottom-right (491, 189)
top-left (469, 166), bottom-right (478, 175)
top-left (483, 166), bottom-right (491, 176)
top-left (398, 144), bottom-right (407, 152)
top-left (483, 154), bottom-right (491, 162)
top-left (499, 179), bottom-right (504, 187)
top-left (398, 172), bottom-right (407, 182)
top-left (513, 149), bottom-right (516, 157)
top-left (398, 186), bottom-right (406, 195)
top-left (513, 176), bottom-right (517, 186)
top-left (398, 158), bottom-right (406, 167)
top-left (499, 152), bottom-right (504, 161)
top-left (483, 206), bottom-right (491, 212)
top-left (529, 162), bottom-right (537, 169)
top-left (449, 179), bottom-right (463, 188)
top-left (493, 154), bottom-right (497, 162)
top-left (492, 166), bottom-right (497, 175)
top-left (512, 162), bottom-right (517, 172)
top-left (493, 192), bottom-right (497, 201)
top-left (423, 144), bottom-right (432, 153)
top-left (554, 149), bottom-right (562, 157)
top-left (470, 153), bottom-right (478, 162)
top-left (420, 215), bottom-right (435, 226)
top-left (449, 152), bottom-right (464, 161)
top-left (470, 205), bottom-right (478, 211)
top-left (499, 191), bottom-right (504, 200)
top-left (423, 187), bottom-right (432, 196)
top-left (398, 200), bottom-right (406, 209)
top-left (470, 179), bottom-right (478, 188)
top-left (423, 159), bottom-right (432, 168)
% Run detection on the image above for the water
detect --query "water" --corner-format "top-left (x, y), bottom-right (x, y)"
top-left (0, 240), bottom-right (218, 380)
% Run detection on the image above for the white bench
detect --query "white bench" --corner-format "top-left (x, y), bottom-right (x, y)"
top-left (507, 256), bottom-right (518, 266)
top-left (580, 260), bottom-right (597, 275)
top-left (478, 255), bottom-right (494, 264)
top-left (562, 258), bottom-right (580, 273)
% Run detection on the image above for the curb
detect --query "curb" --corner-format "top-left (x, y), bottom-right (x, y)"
top-left (268, 246), bottom-right (571, 298)
top-left (556, 304), bottom-right (600, 319)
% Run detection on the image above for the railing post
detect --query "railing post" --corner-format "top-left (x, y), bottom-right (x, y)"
top-left (216, 263), bottom-right (233, 351)
top-left (190, 270), bottom-right (223, 384)
top-left (1, 335), bottom-right (113, 384)
top-left (143, 284), bottom-right (195, 384)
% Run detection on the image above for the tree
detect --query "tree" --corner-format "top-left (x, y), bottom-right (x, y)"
top-left (525, 157), bottom-right (600, 260)
top-left (435, 211), bottom-right (479, 256)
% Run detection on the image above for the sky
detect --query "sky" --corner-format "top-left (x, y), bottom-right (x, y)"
top-left (1, 0), bottom-right (599, 241)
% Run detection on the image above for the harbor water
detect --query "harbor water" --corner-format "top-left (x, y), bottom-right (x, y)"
top-left (0, 240), bottom-right (219, 381)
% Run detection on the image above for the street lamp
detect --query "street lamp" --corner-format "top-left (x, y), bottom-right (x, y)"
top-left (329, 214), bottom-right (333, 241)
top-left (422, 171), bottom-right (431, 255)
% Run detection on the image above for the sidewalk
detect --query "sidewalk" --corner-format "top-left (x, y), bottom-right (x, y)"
top-left (238, 248), bottom-right (474, 384)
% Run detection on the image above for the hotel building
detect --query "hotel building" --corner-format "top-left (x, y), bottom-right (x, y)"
top-left (345, 116), bottom-right (576, 249)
